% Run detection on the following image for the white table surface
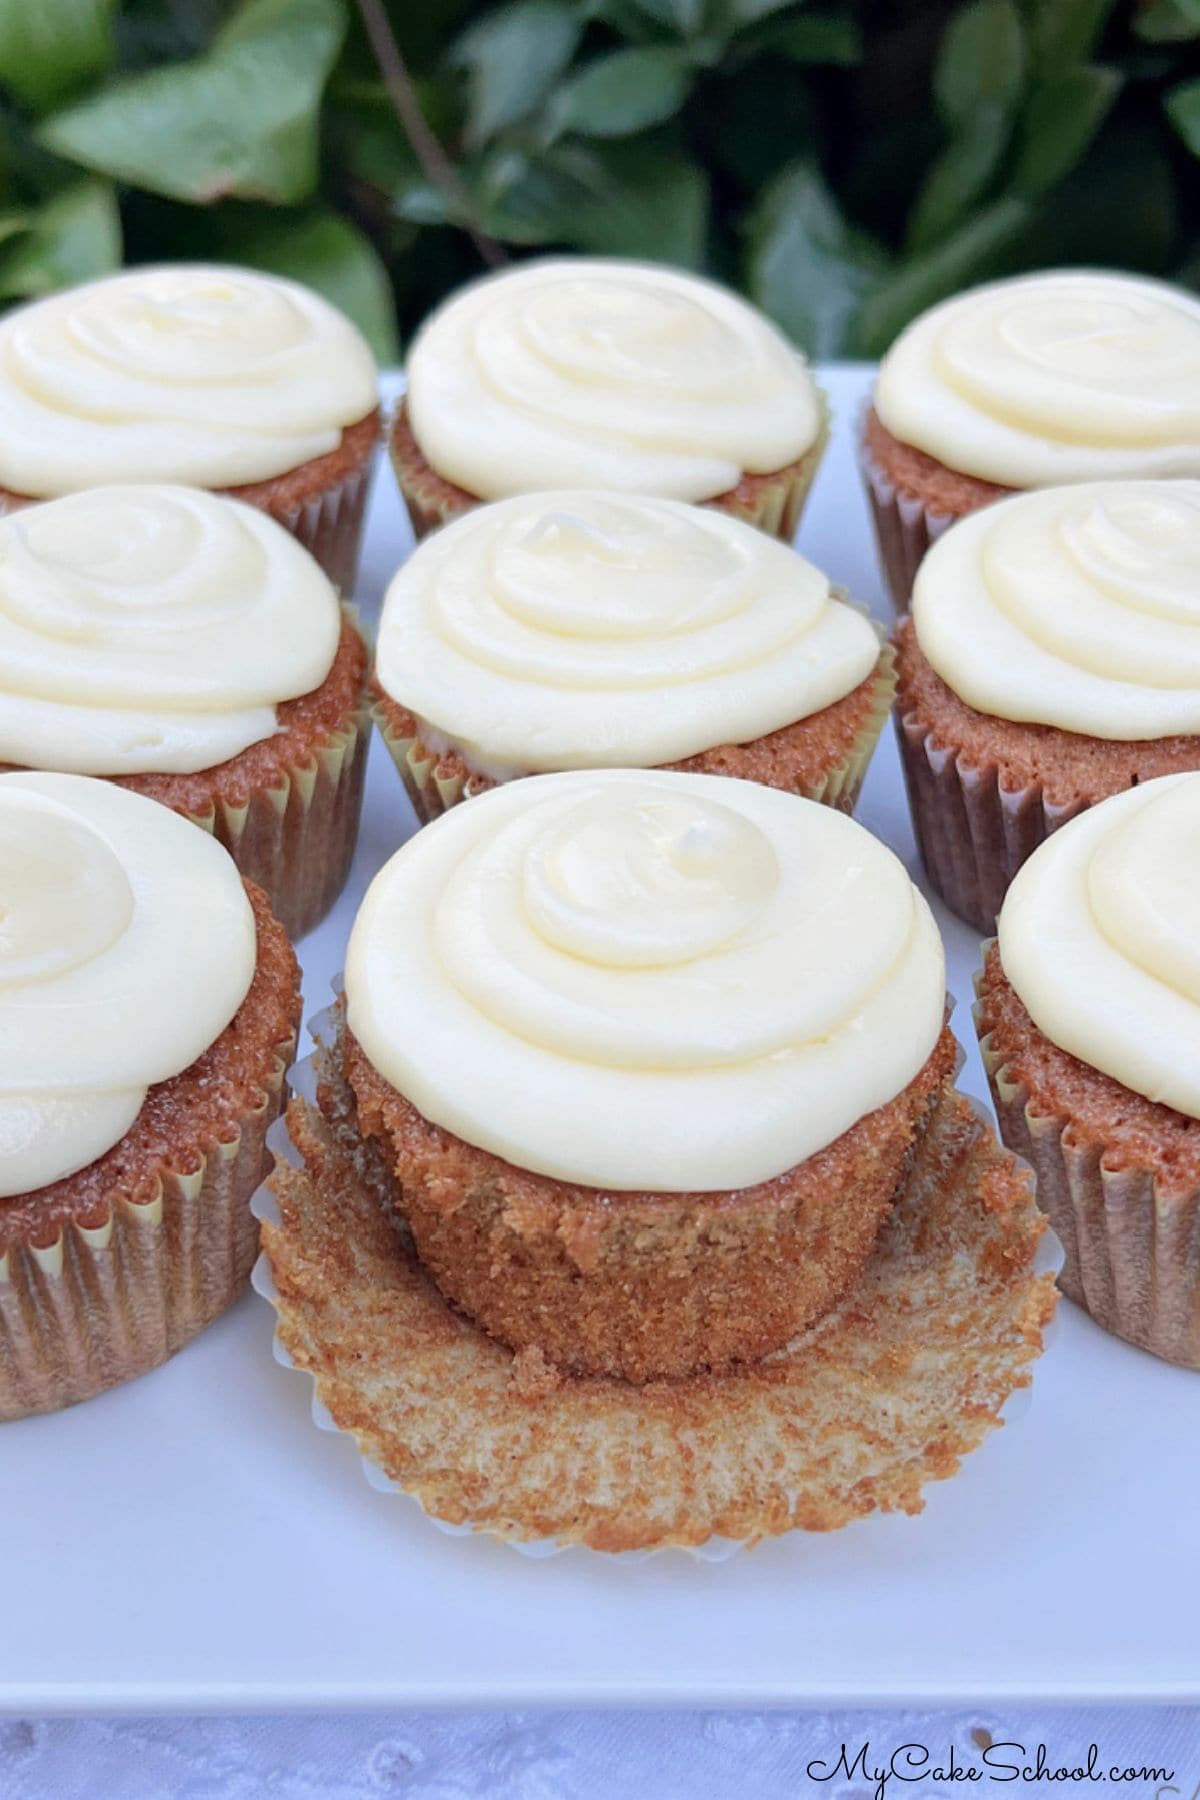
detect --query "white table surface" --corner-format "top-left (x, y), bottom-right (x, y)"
top-left (3, 368), bottom-right (1198, 1736)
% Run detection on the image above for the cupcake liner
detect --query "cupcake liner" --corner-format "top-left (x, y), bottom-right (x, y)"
top-left (858, 418), bottom-right (957, 613)
top-left (252, 453), bottom-right (376, 599)
top-left (0, 1035), bottom-right (293, 1422)
top-left (977, 971), bottom-right (1200, 1371)
top-left (894, 705), bottom-right (1085, 936)
top-left (390, 390), bottom-right (830, 548)
top-left (250, 997), bottom-right (1060, 1556)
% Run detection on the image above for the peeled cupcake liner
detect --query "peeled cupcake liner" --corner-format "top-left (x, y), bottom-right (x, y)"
top-left (0, 1031), bottom-right (295, 1423)
top-left (249, 993), bottom-right (1062, 1558)
top-left (857, 413), bottom-right (958, 613)
top-left (976, 965), bottom-right (1200, 1372)
top-left (388, 388), bottom-right (831, 547)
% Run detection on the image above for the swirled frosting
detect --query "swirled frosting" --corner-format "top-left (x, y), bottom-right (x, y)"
top-left (0, 485), bottom-right (341, 774)
top-left (346, 770), bottom-right (945, 1191)
top-left (0, 772), bottom-right (255, 1196)
top-left (999, 773), bottom-right (1200, 1118)
top-left (913, 480), bottom-right (1200, 739)
top-left (405, 259), bottom-right (821, 502)
top-left (876, 271), bottom-right (1200, 488)
top-left (0, 265), bottom-right (378, 494)
top-left (376, 491), bottom-right (879, 776)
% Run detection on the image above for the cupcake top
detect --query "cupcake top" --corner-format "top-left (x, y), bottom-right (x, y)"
top-left (913, 480), bottom-right (1200, 739)
top-left (404, 258), bottom-right (822, 503)
top-left (998, 772), bottom-right (1200, 1120)
top-left (0, 485), bottom-right (342, 775)
top-left (0, 772), bottom-right (255, 1195)
top-left (875, 271), bottom-right (1200, 488)
top-left (376, 491), bottom-right (880, 777)
top-left (345, 769), bottom-right (945, 1191)
top-left (0, 265), bottom-right (379, 495)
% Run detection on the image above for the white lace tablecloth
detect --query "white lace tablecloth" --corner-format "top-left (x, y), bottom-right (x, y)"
top-left (2, 1709), bottom-right (1197, 1797)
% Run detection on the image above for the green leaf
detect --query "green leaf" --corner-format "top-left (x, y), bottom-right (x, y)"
top-left (716, 0), bottom-right (802, 26)
top-left (745, 161), bottom-right (889, 356)
top-left (906, 106), bottom-right (1009, 249)
top-left (39, 0), bottom-right (344, 205)
top-left (1132, 0), bottom-right (1200, 43)
top-left (569, 141), bottom-right (707, 262)
top-left (854, 195), bottom-right (1032, 355)
top-left (453, 1), bottom-right (581, 149)
top-left (1166, 76), bottom-right (1200, 153)
top-left (0, 0), bottom-right (117, 112)
top-left (934, 0), bottom-right (1025, 128)
top-left (1012, 64), bottom-right (1121, 194)
top-left (0, 179), bottom-right (120, 298)
top-left (547, 46), bottom-right (691, 138)
top-left (1025, 0), bottom-right (1117, 68)
top-left (622, 0), bottom-right (707, 34)
top-left (755, 12), bottom-right (861, 64)
top-left (212, 211), bottom-right (398, 362)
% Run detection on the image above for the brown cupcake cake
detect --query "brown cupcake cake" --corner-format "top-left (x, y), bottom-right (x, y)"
top-left (894, 478), bottom-right (1200, 934)
top-left (0, 266), bottom-right (381, 592)
top-left (976, 774), bottom-right (1200, 1370)
top-left (373, 490), bottom-right (892, 822)
top-left (391, 258), bottom-right (827, 542)
top-left (863, 270), bottom-right (1200, 606)
top-left (0, 773), bottom-right (300, 1420)
top-left (0, 484), bottom-right (371, 938)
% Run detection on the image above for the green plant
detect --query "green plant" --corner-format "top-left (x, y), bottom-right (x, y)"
top-left (0, 0), bottom-right (1196, 360)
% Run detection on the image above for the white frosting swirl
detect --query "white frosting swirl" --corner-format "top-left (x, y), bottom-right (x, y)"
top-left (876, 271), bottom-right (1200, 488)
top-left (999, 773), bottom-right (1200, 1119)
top-left (377, 491), bottom-right (879, 776)
top-left (346, 770), bottom-right (945, 1191)
top-left (0, 486), bottom-right (341, 774)
top-left (0, 265), bottom-right (378, 494)
top-left (0, 773), bottom-right (255, 1196)
top-left (405, 259), bottom-right (821, 502)
top-left (914, 480), bottom-right (1200, 739)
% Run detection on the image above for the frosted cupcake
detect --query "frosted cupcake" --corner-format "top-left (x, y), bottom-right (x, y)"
top-left (0, 773), bottom-right (300, 1420)
top-left (976, 774), bottom-right (1200, 1369)
top-left (259, 769), bottom-right (1056, 1549)
top-left (0, 485), bottom-right (370, 939)
top-left (895, 479), bottom-right (1200, 933)
top-left (863, 271), bottom-right (1200, 606)
top-left (373, 491), bottom-right (891, 820)
top-left (391, 259), bottom-right (827, 542)
top-left (0, 266), bottom-right (380, 591)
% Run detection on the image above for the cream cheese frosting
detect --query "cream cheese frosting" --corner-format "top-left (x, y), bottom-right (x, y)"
top-left (0, 772), bottom-right (255, 1196)
top-left (913, 480), bottom-right (1200, 739)
top-left (376, 491), bottom-right (880, 776)
top-left (0, 265), bottom-right (378, 495)
top-left (998, 773), bottom-right (1200, 1119)
top-left (876, 271), bottom-right (1200, 489)
top-left (345, 770), bottom-right (945, 1191)
top-left (0, 484), bottom-right (341, 775)
top-left (405, 258), bottom-right (821, 502)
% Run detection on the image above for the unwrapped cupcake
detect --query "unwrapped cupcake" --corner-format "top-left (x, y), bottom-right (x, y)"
top-left (862, 270), bottom-right (1200, 606)
top-left (259, 769), bottom-right (1056, 1551)
top-left (0, 266), bottom-right (380, 591)
top-left (976, 773), bottom-right (1200, 1370)
top-left (0, 484), bottom-right (370, 938)
top-left (0, 773), bottom-right (300, 1420)
top-left (894, 478), bottom-right (1200, 933)
top-left (373, 490), bottom-right (891, 820)
top-left (391, 258), bottom-right (827, 542)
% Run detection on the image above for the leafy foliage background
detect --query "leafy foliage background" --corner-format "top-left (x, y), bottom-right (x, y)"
top-left (0, 0), bottom-right (1197, 361)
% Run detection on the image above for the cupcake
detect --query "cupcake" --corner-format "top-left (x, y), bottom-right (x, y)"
top-left (391, 258), bottom-right (827, 542)
top-left (894, 479), bottom-right (1200, 934)
top-left (0, 485), bottom-right (371, 939)
top-left (258, 769), bottom-right (1056, 1549)
top-left (0, 265), bottom-right (380, 592)
top-left (0, 773), bottom-right (300, 1420)
top-left (976, 773), bottom-right (1200, 1370)
top-left (373, 491), bottom-right (892, 822)
top-left (862, 270), bottom-right (1200, 606)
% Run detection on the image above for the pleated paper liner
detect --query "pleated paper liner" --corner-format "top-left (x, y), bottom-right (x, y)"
top-left (0, 1031), bottom-right (294, 1423)
top-left (258, 454), bottom-right (375, 599)
top-left (387, 391), bottom-right (831, 546)
top-left (374, 632), bottom-right (898, 830)
top-left (977, 966), bottom-right (1200, 1372)
top-left (858, 420), bottom-right (959, 613)
top-left (251, 1002), bottom-right (1060, 1557)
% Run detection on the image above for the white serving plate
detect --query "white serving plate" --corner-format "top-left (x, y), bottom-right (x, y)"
top-left (3, 366), bottom-right (1198, 1714)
